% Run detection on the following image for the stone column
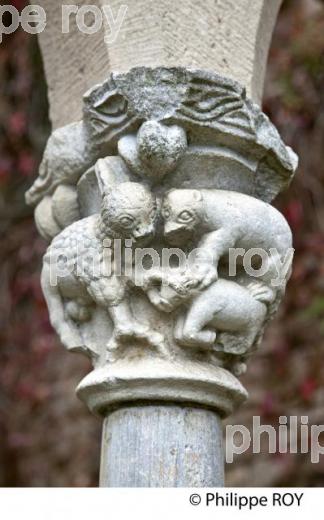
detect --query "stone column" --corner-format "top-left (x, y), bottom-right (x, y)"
top-left (27, 1), bottom-right (298, 487)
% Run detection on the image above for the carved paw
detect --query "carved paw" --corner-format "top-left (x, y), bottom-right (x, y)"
top-left (178, 328), bottom-right (216, 349)
top-left (58, 323), bottom-right (83, 352)
top-left (246, 281), bottom-right (275, 304)
top-left (220, 355), bottom-right (248, 377)
top-left (146, 289), bottom-right (164, 309)
top-left (114, 323), bottom-right (142, 340)
top-left (131, 325), bottom-right (165, 353)
top-left (145, 330), bottom-right (168, 357)
top-left (141, 270), bottom-right (163, 290)
top-left (189, 263), bottom-right (218, 290)
top-left (231, 362), bottom-right (247, 377)
top-left (65, 300), bottom-right (92, 322)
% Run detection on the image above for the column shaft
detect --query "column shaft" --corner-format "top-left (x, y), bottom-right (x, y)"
top-left (100, 405), bottom-right (224, 487)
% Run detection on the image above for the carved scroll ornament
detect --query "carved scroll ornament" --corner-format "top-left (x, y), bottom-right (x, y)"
top-left (26, 67), bottom-right (298, 418)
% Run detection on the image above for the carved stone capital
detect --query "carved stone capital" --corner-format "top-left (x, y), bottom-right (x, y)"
top-left (27, 67), bottom-right (297, 418)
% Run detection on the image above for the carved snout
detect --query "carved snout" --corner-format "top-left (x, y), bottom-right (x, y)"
top-left (133, 224), bottom-right (155, 241)
top-left (164, 222), bottom-right (189, 244)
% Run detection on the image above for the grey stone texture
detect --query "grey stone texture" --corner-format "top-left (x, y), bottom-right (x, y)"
top-left (100, 405), bottom-right (224, 487)
top-left (26, 66), bottom-right (297, 486)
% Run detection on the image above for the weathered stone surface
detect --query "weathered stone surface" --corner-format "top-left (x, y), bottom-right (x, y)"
top-left (27, 67), bottom-right (297, 242)
top-left (34, 196), bottom-right (61, 241)
top-left (26, 68), bottom-right (297, 423)
top-left (37, 0), bottom-right (283, 128)
top-left (26, 122), bottom-right (94, 207)
top-left (100, 406), bottom-right (225, 487)
top-left (24, 61), bottom-right (300, 489)
top-left (77, 358), bottom-right (247, 418)
top-left (52, 185), bottom-right (80, 229)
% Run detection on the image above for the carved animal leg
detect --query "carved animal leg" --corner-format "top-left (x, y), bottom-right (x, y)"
top-left (246, 280), bottom-right (276, 304)
top-left (146, 287), bottom-right (162, 308)
top-left (180, 327), bottom-right (217, 349)
top-left (106, 301), bottom-right (166, 359)
top-left (174, 313), bottom-right (186, 343)
top-left (41, 264), bottom-right (84, 352)
top-left (219, 319), bottom-right (262, 356)
top-left (178, 297), bottom-right (217, 349)
top-left (88, 276), bottom-right (165, 352)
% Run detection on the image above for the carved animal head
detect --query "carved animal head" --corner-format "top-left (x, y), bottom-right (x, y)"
top-left (147, 268), bottom-right (200, 313)
top-left (100, 182), bottom-right (157, 243)
top-left (162, 189), bottom-right (203, 245)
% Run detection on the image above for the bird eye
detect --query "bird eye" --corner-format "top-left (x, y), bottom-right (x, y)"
top-left (178, 210), bottom-right (193, 222)
top-left (120, 216), bottom-right (134, 228)
top-left (163, 209), bottom-right (170, 220)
